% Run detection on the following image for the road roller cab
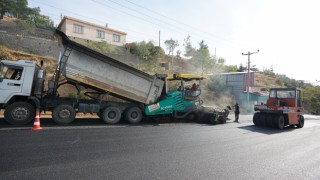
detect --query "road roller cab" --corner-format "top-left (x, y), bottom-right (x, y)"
top-left (253, 87), bottom-right (304, 129)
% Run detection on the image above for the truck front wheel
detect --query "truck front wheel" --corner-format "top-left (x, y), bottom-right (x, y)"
top-left (277, 115), bottom-right (285, 130)
top-left (101, 106), bottom-right (121, 124)
top-left (52, 104), bottom-right (76, 125)
top-left (4, 102), bottom-right (36, 125)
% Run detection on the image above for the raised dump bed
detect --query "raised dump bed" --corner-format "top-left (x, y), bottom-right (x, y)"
top-left (55, 29), bottom-right (164, 105)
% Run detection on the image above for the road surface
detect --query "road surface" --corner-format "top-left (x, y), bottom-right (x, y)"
top-left (0, 114), bottom-right (320, 179)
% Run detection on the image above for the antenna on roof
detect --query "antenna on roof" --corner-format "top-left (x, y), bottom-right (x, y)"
top-left (105, 23), bottom-right (108, 28)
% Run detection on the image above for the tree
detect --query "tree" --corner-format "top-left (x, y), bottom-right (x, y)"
top-left (303, 86), bottom-right (320, 114)
top-left (129, 41), bottom-right (165, 63)
top-left (208, 75), bottom-right (228, 95)
top-left (0, 0), bottom-right (54, 28)
top-left (176, 50), bottom-right (181, 60)
top-left (263, 66), bottom-right (276, 77)
top-left (224, 65), bottom-right (238, 72)
top-left (189, 40), bottom-right (227, 75)
top-left (0, 0), bottom-right (17, 19)
top-left (218, 58), bottom-right (225, 64)
top-left (130, 41), bottom-right (151, 60)
top-left (183, 35), bottom-right (196, 58)
top-left (164, 38), bottom-right (179, 70)
top-left (199, 40), bottom-right (208, 49)
top-left (13, 0), bottom-right (28, 19)
top-left (250, 65), bottom-right (259, 72)
top-left (192, 40), bottom-right (213, 75)
top-left (238, 63), bottom-right (246, 72)
top-left (84, 41), bottom-right (116, 54)
top-left (0, 0), bottom-right (29, 19)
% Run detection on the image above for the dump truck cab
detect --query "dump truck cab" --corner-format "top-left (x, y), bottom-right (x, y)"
top-left (145, 74), bottom-right (205, 118)
top-left (0, 60), bottom-right (45, 125)
top-left (0, 60), bottom-right (39, 105)
top-left (253, 87), bottom-right (304, 129)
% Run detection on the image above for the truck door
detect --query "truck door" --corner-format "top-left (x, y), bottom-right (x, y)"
top-left (0, 64), bottom-right (24, 103)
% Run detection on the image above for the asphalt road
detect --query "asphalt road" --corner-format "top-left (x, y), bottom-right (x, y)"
top-left (1, 115), bottom-right (320, 180)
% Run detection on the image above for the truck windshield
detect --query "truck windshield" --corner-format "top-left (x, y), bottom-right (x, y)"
top-left (270, 89), bottom-right (296, 99)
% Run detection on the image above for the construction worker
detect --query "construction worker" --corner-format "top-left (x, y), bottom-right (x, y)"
top-left (191, 83), bottom-right (199, 90)
top-left (234, 103), bottom-right (240, 123)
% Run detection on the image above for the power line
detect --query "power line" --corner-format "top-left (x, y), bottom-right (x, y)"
top-left (30, 0), bottom-right (157, 40)
top-left (31, 0), bottom-right (224, 48)
top-left (31, 0), bottom-right (242, 55)
top-left (121, 0), bottom-right (238, 48)
top-left (91, 0), bottom-right (190, 36)
top-left (96, 0), bottom-right (236, 53)
top-left (105, 0), bottom-right (219, 44)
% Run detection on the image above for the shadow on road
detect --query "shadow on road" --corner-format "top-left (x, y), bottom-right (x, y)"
top-left (238, 125), bottom-right (296, 135)
top-left (0, 117), bottom-right (167, 129)
top-left (0, 117), bottom-right (228, 130)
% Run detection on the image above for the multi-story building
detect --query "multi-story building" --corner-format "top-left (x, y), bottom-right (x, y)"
top-left (57, 16), bottom-right (126, 46)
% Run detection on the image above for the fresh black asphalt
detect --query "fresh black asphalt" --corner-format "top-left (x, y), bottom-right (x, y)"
top-left (1, 115), bottom-right (320, 179)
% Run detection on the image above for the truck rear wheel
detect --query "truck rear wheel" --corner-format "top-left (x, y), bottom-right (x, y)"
top-left (102, 106), bottom-right (121, 124)
top-left (297, 115), bottom-right (304, 128)
top-left (52, 104), bottom-right (76, 125)
top-left (125, 107), bottom-right (142, 124)
top-left (4, 102), bottom-right (35, 125)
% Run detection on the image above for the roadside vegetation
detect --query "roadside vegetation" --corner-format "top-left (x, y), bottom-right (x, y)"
top-left (0, 0), bottom-right (54, 29)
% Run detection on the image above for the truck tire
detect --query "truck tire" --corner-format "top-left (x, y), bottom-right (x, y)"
top-left (266, 114), bottom-right (274, 128)
top-left (4, 102), bottom-right (35, 125)
top-left (297, 115), bottom-right (304, 128)
top-left (125, 107), bottom-right (143, 124)
top-left (259, 113), bottom-right (266, 126)
top-left (52, 104), bottom-right (76, 125)
top-left (253, 112), bottom-right (260, 125)
top-left (102, 106), bottom-right (121, 124)
top-left (277, 115), bottom-right (285, 130)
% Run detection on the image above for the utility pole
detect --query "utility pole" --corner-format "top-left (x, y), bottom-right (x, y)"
top-left (158, 31), bottom-right (161, 47)
top-left (242, 50), bottom-right (259, 112)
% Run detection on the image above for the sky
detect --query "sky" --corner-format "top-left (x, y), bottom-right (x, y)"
top-left (28, 0), bottom-right (320, 84)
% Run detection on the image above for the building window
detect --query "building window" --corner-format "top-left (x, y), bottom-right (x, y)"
top-left (73, 24), bottom-right (83, 34)
top-left (97, 30), bottom-right (105, 39)
top-left (113, 34), bottom-right (120, 42)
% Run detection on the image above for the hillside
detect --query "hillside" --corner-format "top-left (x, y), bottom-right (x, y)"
top-left (253, 72), bottom-right (286, 89)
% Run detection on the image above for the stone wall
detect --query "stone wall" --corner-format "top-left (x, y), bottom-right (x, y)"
top-left (0, 21), bottom-right (61, 59)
